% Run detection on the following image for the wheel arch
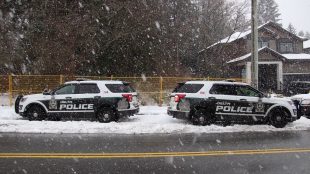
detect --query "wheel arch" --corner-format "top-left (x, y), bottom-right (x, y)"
top-left (266, 105), bottom-right (292, 118)
top-left (25, 101), bottom-right (48, 113)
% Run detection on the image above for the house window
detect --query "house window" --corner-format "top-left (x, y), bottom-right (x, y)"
top-left (258, 41), bottom-right (269, 48)
top-left (279, 42), bottom-right (293, 53)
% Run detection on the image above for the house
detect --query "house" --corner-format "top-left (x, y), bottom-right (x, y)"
top-left (202, 21), bottom-right (310, 93)
top-left (304, 40), bottom-right (310, 54)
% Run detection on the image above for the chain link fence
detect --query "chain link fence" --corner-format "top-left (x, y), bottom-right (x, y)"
top-left (0, 75), bottom-right (244, 106)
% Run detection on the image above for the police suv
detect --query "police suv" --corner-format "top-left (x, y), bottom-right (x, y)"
top-left (167, 81), bottom-right (298, 128)
top-left (15, 80), bottom-right (139, 122)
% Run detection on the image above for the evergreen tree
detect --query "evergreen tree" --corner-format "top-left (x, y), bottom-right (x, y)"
top-left (258, 0), bottom-right (281, 25)
top-left (298, 31), bottom-right (305, 37)
top-left (287, 23), bottom-right (297, 35)
top-left (305, 32), bottom-right (310, 39)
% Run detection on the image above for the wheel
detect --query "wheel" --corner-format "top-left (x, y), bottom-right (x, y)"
top-left (26, 105), bottom-right (46, 121)
top-left (269, 108), bottom-right (288, 128)
top-left (97, 108), bottom-right (117, 123)
top-left (191, 108), bottom-right (213, 126)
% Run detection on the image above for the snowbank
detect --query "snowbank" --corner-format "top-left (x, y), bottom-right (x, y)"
top-left (1, 106), bottom-right (310, 134)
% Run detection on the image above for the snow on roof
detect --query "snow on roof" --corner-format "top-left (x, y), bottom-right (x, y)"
top-left (206, 21), bottom-right (306, 50)
top-left (206, 31), bottom-right (250, 49)
top-left (226, 47), bottom-right (282, 64)
top-left (304, 40), bottom-right (310, 49)
top-left (282, 53), bottom-right (310, 60)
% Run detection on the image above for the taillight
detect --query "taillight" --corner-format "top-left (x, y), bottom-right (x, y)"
top-left (174, 94), bottom-right (186, 102)
top-left (122, 94), bottom-right (133, 102)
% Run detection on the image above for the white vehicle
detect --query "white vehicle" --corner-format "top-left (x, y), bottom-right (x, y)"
top-left (167, 81), bottom-right (298, 128)
top-left (291, 94), bottom-right (310, 119)
top-left (15, 80), bottom-right (139, 123)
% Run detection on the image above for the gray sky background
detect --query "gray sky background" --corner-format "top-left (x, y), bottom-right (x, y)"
top-left (274, 0), bottom-right (310, 32)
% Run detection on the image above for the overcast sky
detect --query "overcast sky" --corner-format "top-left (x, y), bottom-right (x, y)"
top-left (274, 0), bottom-right (310, 32)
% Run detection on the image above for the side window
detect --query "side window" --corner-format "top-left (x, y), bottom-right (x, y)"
top-left (235, 85), bottom-right (260, 97)
top-left (209, 84), bottom-right (236, 95)
top-left (79, 84), bottom-right (100, 94)
top-left (54, 84), bottom-right (76, 95)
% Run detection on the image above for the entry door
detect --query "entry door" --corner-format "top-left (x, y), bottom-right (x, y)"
top-left (258, 64), bottom-right (277, 92)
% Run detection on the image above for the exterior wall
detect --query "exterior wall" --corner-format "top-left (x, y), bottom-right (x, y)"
top-left (283, 61), bottom-right (310, 73)
top-left (265, 25), bottom-right (303, 54)
top-left (269, 40), bottom-right (277, 51)
top-left (259, 52), bottom-right (281, 61)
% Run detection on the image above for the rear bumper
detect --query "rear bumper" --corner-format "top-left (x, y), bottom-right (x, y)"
top-left (117, 108), bottom-right (139, 117)
top-left (167, 110), bottom-right (190, 119)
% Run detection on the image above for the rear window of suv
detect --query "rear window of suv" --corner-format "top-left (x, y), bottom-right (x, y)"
top-left (172, 83), bottom-right (204, 93)
top-left (105, 83), bottom-right (136, 93)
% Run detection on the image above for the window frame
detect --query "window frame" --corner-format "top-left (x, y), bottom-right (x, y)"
top-left (52, 84), bottom-right (78, 95)
top-left (279, 42), bottom-right (294, 53)
top-left (77, 83), bottom-right (100, 94)
top-left (209, 84), bottom-right (237, 95)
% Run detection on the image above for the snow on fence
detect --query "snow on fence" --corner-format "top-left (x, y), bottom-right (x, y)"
top-left (0, 75), bottom-right (243, 106)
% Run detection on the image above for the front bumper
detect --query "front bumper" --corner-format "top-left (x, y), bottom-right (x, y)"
top-left (167, 110), bottom-right (190, 120)
top-left (117, 108), bottom-right (139, 117)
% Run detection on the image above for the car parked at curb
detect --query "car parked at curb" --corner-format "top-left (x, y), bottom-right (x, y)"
top-left (167, 81), bottom-right (298, 128)
top-left (15, 80), bottom-right (139, 123)
top-left (291, 94), bottom-right (310, 119)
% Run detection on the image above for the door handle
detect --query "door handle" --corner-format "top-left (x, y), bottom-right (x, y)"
top-left (94, 96), bottom-right (101, 99)
top-left (208, 97), bottom-right (216, 100)
top-left (66, 97), bottom-right (72, 99)
top-left (240, 99), bottom-right (247, 101)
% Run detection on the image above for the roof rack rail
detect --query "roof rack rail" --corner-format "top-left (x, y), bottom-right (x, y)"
top-left (75, 78), bottom-right (91, 81)
top-left (223, 79), bottom-right (236, 82)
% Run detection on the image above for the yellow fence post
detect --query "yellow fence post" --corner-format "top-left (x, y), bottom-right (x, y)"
top-left (110, 75), bottom-right (113, 80)
top-left (8, 74), bottom-right (13, 106)
top-left (59, 75), bottom-right (63, 85)
top-left (159, 77), bottom-right (163, 106)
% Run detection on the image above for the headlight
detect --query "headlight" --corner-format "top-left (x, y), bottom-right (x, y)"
top-left (301, 100), bottom-right (310, 105)
top-left (287, 100), bottom-right (296, 107)
top-left (20, 97), bottom-right (27, 102)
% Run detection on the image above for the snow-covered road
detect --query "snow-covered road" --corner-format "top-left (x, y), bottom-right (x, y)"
top-left (1, 106), bottom-right (310, 134)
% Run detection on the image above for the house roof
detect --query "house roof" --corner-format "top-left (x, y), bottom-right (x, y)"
top-left (206, 21), bottom-right (307, 50)
top-left (282, 53), bottom-right (310, 60)
top-left (304, 40), bottom-right (310, 49)
top-left (227, 47), bottom-right (286, 64)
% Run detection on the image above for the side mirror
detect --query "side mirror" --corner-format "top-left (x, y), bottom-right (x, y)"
top-left (43, 91), bottom-right (51, 95)
top-left (258, 93), bottom-right (267, 98)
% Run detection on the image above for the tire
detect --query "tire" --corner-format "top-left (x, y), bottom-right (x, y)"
top-left (269, 108), bottom-right (288, 128)
top-left (97, 108), bottom-right (117, 123)
top-left (191, 108), bottom-right (213, 126)
top-left (26, 105), bottom-right (47, 121)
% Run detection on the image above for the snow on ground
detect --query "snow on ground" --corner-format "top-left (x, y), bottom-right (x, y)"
top-left (1, 106), bottom-right (310, 134)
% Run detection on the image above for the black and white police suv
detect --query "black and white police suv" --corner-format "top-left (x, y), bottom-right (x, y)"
top-left (167, 81), bottom-right (298, 128)
top-left (15, 80), bottom-right (139, 123)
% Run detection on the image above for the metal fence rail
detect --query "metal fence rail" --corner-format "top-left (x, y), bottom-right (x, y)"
top-left (0, 75), bottom-right (243, 106)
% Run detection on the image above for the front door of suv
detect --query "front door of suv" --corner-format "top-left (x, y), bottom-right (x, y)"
top-left (48, 83), bottom-right (79, 118)
top-left (234, 85), bottom-right (267, 119)
top-left (209, 83), bottom-right (265, 121)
